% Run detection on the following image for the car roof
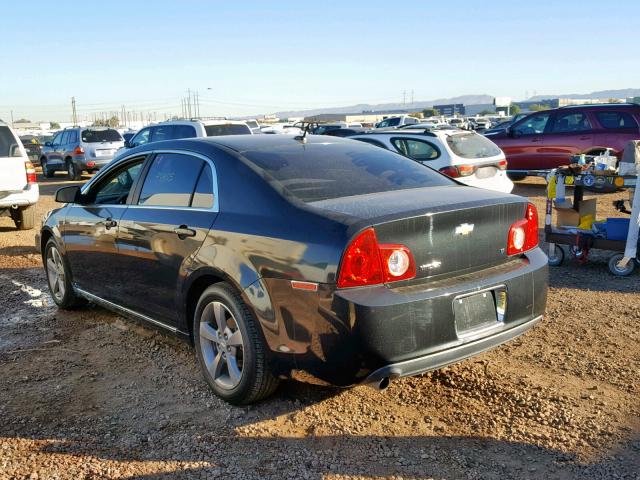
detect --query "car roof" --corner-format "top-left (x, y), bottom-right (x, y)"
top-left (558, 103), bottom-right (640, 109)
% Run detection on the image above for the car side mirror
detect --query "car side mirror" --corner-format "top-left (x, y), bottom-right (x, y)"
top-left (45, 141), bottom-right (52, 147)
top-left (507, 127), bottom-right (519, 138)
top-left (55, 185), bottom-right (82, 204)
top-left (124, 140), bottom-right (131, 148)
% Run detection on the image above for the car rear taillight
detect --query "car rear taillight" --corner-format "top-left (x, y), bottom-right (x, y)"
top-left (25, 161), bottom-right (37, 184)
top-left (497, 159), bottom-right (508, 170)
top-left (439, 165), bottom-right (476, 178)
top-left (86, 161), bottom-right (95, 167)
top-left (74, 146), bottom-right (84, 155)
top-left (337, 228), bottom-right (416, 288)
top-left (507, 203), bottom-right (538, 256)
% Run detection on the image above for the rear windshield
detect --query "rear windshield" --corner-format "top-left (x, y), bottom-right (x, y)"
top-left (446, 132), bottom-right (502, 159)
top-left (0, 126), bottom-right (19, 157)
top-left (205, 124), bottom-right (251, 136)
top-left (81, 129), bottom-right (123, 143)
top-left (241, 142), bottom-right (453, 202)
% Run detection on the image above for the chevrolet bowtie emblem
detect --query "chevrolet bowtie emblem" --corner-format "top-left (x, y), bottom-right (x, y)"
top-left (455, 223), bottom-right (474, 236)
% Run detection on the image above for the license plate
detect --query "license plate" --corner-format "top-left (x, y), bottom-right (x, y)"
top-left (453, 291), bottom-right (498, 334)
top-left (475, 166), bottom-right (497, 179)
top-left (96, 149), bottom-right (113, 157)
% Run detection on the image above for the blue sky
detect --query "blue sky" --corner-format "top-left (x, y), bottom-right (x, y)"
top-left (2, 0), bottom-right (639, 122)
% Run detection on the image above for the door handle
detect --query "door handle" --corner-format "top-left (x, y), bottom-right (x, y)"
top-left (174, 225), bottom-right (196, 239)
top-left (579, 136), bottom-right (591, 140)
top-left (104, 218), bottom-right (117, 229)
top-left (531, 138), bottom-right (541, 142)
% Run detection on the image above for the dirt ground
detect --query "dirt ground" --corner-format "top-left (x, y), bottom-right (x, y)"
top-left (0, 173), bottom-right (638, 480)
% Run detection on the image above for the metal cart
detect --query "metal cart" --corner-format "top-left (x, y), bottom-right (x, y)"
top-left (544, 169), bottom-right (640, 276)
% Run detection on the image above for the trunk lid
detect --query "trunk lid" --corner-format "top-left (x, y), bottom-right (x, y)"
top-left (310, 185), bottom-right (528, 281)
top-left (0, 126), bottom-right (27, 193)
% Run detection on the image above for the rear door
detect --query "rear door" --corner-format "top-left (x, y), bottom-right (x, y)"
top-left (0, 126), bottom-right (27, 193)
top-left (541, 110), bottom-right (594, 168)
top-left (116, 151), bottom-right (218, 324)
top-left (592, 109), bottom-right (640, 154)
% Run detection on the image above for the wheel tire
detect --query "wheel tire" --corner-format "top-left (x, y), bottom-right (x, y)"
top-left (12, 205), bottom-right (36, 230)
top-left (193, 282), bottom-right (279, 405)
top-left (66, 160), bottom-right (81, 180)
top-left (41, 158), bottom-right (54, 178)
top-left (547, 245), bottom-right (565, 266)
top-left (608, 253), bottom-right (635, 276)
top-left (43, 239), bottom-right (85, 308)
top-left (508, 173), bottom-right (527, 181)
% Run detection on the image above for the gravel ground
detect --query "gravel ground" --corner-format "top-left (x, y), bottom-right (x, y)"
top-left (0, 173), bottom-right (638, 479)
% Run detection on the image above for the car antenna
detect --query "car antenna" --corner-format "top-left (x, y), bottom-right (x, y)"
top-left (294, 124), bottom-right (310, 144)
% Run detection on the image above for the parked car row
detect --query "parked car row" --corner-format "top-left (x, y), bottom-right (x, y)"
top-left (486, 103), bottom-right (640, 179)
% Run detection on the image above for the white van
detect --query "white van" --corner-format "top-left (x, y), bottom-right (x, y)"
top-left (0, 123), bottom-right (39, 229)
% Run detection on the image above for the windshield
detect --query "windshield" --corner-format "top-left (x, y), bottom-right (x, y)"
top-left (240, 141), bottom-right (453, 203)
top-left (446, 132), bottom-right (502, 159)
top-left (81, 129), bottom-right (123, 143)
top-left (205, 124), bottom-right (251, 136)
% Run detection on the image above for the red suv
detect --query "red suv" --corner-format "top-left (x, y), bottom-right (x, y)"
top-left (486, 104), bottom-right (640, 179)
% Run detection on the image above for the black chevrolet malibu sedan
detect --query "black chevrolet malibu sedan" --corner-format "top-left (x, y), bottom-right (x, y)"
top-left (38, 135), bottom-right (548, 404)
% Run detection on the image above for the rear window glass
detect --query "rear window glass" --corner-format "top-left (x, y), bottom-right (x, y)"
top-left (446, 132), bottom-right (502, 159)
top-left (0, 126), bottom-right (19, 157)
top-left (81, 129), bottom-right (123, 143)
top-left (595, 111), bottom-right (638, 129)
top-left (204, 124), bottom-right (251, 136)
top-left (138, 153), bottom-right (204, 207)
top-left (241, 142), bottom-right (453, 203)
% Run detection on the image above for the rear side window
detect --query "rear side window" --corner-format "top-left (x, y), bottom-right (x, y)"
top-left (81, 129), bottom-right (122, 143)
top-left (241, 141), bottom-right (453, 203)
top-left (446, 133), bottom-right (502, 159)
top-left (131, 128), bottom-right (151, 147)
top-left (550, 112), bottom-right (591, 133)
top-left (0, 126), bottom-right (19, 157)
top-left (191, 164), bottom-right (215, 209)
top-left (68, 130), bottom-right (79, 143)
top-left (173, 125), bottom-right (197, 139)
top-left (204, 124), bottom-right (251, 136)
top-left (391, 138), bottom-right (440, 161)
top-left (138, 153), bottom-right (205, 207)
top-left (595, 111), bottom-right (638, 129)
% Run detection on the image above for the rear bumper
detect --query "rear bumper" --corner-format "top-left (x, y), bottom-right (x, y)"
top-left (362, 314), bottom-right (542, 385)
top-left (0, 184), bottom-right (39, 208)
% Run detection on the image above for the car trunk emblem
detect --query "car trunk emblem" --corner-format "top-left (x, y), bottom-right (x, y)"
top-left (455, 223), bottom-right (475, 236)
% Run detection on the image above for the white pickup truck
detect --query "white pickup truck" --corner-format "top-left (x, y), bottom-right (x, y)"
top-left (0, 123), bottom-right (39, 230)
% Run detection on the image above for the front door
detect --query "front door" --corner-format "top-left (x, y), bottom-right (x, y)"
top-left (541, 111), bottom-right (594, 169)
top-left (116, 151), bottom-right (218, 325)
top-left (62, 158), bottom-right (146, 302)
top-left (500, 111), bottom-right (551, 171)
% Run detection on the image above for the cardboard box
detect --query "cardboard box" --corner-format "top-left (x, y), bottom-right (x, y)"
top-left (554, 198), bottom-right (596, 227)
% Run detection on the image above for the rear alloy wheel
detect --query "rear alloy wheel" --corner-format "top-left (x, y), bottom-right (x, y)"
top-left (66, 160), bottom-right (81, 181)
top-left (608, 253), bottom-right (635, 276)
top-left (44, 239), bottom-right (84, 308)
top-left (193, 283), bottom-right (279, 405)
top-left (41, 158), bottom-right (54, 178)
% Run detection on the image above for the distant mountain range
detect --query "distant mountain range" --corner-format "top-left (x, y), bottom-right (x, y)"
top-left (267, 94), bottom-right (494, 119)
top-left (527, 88), bottom-right (640, 101)
top-left (250, 88), bottom-right (639, 120)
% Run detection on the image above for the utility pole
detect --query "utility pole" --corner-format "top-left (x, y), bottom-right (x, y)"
top-left (187, 89), bottom-right (192, 118)
top-left (10, 110), bottom-right (14, 127)
top-left (195, 91), bottom-right (199, 119)
top-left (71, 97), bottom-right (78, 126)
top-left (402, 90), bottom-right (406, 106)
top-left (411, 90), bottom-right (414, 106)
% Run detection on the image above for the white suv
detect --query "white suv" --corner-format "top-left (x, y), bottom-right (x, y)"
top-left (124, 119), bottom-right (252, 150)
top-left (0, 123), bottom-right (39, 229)
top-left (349, 129), bottom-right (513, 193)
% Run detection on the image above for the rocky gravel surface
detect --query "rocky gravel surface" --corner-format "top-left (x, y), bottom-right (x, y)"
top-left (0, 173), bottom-right (638, 479)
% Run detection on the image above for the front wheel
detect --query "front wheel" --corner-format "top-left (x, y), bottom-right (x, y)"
top-left (43, 239), bottom-right (85, 308)
top-left (42, 158), bottom-right (55, 178)
top-left (193, 283), bottom-right (279, 405)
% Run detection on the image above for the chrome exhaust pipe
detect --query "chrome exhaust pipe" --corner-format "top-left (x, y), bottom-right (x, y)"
top-left (366, 377), bottom-right (391, 391)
